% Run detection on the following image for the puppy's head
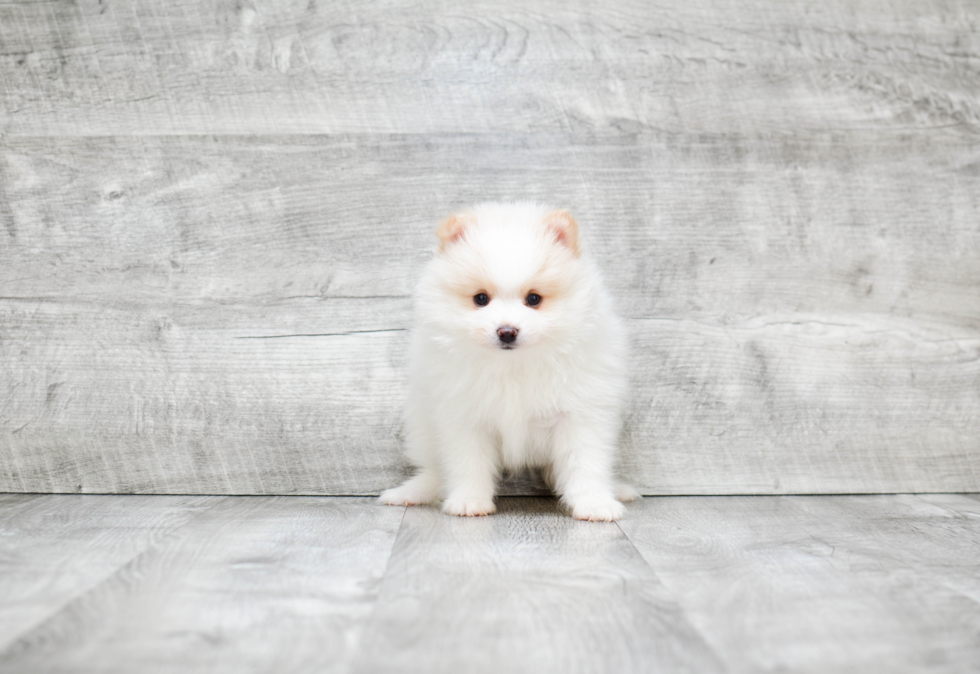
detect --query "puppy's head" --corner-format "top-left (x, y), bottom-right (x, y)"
top-left (423, 203), bottom-right (590, 352)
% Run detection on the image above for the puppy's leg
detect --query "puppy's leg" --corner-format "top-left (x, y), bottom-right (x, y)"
top-left (440, 426), bottom-right (499, 517)
top-left (550, 420), bottom-right (625, 522)
top-left (378, 469), bottom-right (441, 506)
top-left (541, 466), bottom-right (643, 503)
top-left (546, 464), bottom-right (640, 505)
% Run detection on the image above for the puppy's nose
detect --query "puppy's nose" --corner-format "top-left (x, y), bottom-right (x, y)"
top-left (497, 326), bottom-right (519, 344)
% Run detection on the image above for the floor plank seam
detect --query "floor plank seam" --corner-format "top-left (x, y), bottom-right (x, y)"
top-left (613, 514), bottom-right (730, 671)
top-left (346, 504), bottom-right (409, 672)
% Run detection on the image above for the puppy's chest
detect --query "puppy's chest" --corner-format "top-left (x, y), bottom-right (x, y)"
top-left (476, 366), bottom-right (566, 428)
top-left (487, 387), bottom-right (565, 468)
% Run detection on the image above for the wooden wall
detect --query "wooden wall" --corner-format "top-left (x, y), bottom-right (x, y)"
top-left (1, 0), bottom-right (978, 495)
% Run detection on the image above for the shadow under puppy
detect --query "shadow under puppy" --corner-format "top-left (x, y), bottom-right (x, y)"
top-left (381, 202), bottom-right (638, 521)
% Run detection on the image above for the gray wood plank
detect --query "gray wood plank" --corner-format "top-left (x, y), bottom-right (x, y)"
top-left (0, 496), bottom-right (404, 674)
top-left (624, 315), bottom-right (980, 494)
top-left (4, 133), bottom-right (980, 313)
top-left (351, 497), bottom-right (724, 674)
top-left (618, 495), bottom-right (980, 674)
top-left (0, 298), bottom-right (411, 495)
top-left (0, 493), bottom-right (43, 522)
top-left (0, 1), bottom-right (976, 136)
top-left (0, 495), bottom-right (221, 652)
top-left (1, 132), bottom-right (978, 494)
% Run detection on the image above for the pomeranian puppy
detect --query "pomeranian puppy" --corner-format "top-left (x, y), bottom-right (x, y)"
top-left (379, 202), bottom-right (637, 521)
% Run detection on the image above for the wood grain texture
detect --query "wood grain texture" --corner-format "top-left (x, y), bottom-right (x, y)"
top-left (0, 493), bottom-right (43, 521)
top-left (1, 131), bottom-right (978, 494)
top-left (1, 494), bottom-right (979, 672)
top-left (618, 494), bottom-right (980, 673)
top-left (0, 0), bottom-right (977, 136)
top-left (0, 496), bottom-right (404, 674)
top-left (2, 1), bottom-right (980, 495)
top-left (0, 494), bottom-right (220, 652)
top-left (0, 297), bottom-right (409, 494)
top-left (351, 497), bottom-right (723, 674)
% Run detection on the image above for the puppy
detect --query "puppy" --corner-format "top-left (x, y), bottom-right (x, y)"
top-left (379, 202), bottom-right (637, 521)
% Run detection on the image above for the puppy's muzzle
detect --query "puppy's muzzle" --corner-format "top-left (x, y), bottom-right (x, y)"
top-left (497, 326), bottom-right (519, 348)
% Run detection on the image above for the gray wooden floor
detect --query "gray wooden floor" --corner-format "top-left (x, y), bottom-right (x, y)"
top-left (1, 494), bottom-right (978, 673)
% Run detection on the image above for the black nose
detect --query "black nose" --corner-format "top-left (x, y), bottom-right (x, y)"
top-left (497, 326), bottom-right (518, 344)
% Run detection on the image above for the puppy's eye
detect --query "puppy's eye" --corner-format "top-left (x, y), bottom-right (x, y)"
top-left (473, 292), bottom-right (490, 307)
top-left (525, 293), bottom-right (542, 307)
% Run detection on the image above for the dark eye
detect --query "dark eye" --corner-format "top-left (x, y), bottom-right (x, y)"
top-left (525, 293), bottom-right (542, 307)
top-left (473, 292), bottom-right (490, 307)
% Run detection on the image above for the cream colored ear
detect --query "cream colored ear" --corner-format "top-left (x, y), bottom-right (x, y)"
top-left (544, 209), bottom-right (581, 257)
top-left (436, 212), bottom-right (475, 251)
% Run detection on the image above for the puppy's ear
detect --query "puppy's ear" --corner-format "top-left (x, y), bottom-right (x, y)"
top-left (436, 212), bottom-right (475, 251)
top-left (544, 209), bottom-right (581, 257)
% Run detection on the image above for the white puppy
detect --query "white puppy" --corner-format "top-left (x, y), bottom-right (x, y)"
top-left (380, 202), bottom-right (637, 521)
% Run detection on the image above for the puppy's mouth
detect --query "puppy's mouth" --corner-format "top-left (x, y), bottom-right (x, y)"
top-left (499, 345), bottom-right (515, 350)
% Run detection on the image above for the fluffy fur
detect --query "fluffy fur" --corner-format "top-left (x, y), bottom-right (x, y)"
top-left (379, 202), bottom-right (637, 521)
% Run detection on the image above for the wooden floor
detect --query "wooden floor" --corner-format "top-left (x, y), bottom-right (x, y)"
top-left (1, 494), bottom-right (978, 673)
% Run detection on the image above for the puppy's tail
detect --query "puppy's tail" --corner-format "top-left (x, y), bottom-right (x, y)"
top-left (615, 483), bottom-right (642, 502)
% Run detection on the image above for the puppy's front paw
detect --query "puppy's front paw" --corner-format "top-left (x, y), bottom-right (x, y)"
top-left (616, 483), bottom-right (642, 502)
top-left (442, 496), bottom-right (496, 517)
top-left (379, 485), bottom-right (435, 506)
top-left (569, 495), bottom-right (626, 522)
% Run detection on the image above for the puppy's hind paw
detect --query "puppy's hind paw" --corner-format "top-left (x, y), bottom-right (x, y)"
top-left (616, 483), bottom-right (642, 502)
top-left (442, 496), bottom-right (496, 517)
top-left (379, 484), bottom-right (436, 507)
top-left (379, 472), bottom-right (441, 506)
top-left (569, 495), bottom-right (626, 522)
